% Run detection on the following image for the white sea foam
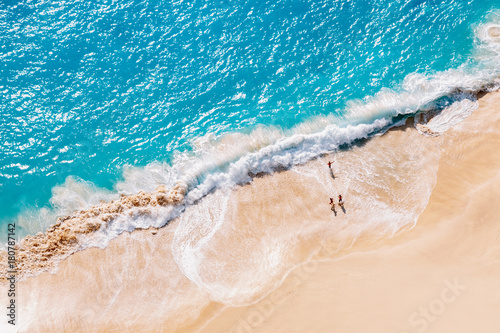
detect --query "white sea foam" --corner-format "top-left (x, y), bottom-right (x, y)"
top-left (183, 118), bottom-right (392, 204)
top-left (78, 205), bottom-right (185, 250)
top-left (9, 177), bottom-right (119, 245)
top-left (116, 162), bottom-right (179, 195)
top-left (346, 69), bottom-right (496, 122)
top-left (416, 96), bottom-right (479, 136)
top-left (475, 19), bottom-right (500, 67)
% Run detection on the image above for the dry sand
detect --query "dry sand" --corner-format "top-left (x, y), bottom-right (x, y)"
top-left (1, 91), bottom-right (499, 332)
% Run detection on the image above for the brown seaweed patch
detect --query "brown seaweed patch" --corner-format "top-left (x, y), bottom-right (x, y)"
top-left (0, 181), bottom-right (187, 283)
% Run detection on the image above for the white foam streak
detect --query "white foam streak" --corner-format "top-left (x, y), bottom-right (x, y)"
top-left (49, 177), bottom-right (119, 214)
top-left (185, 118), bottom-right (391, 204)
top-left (346, 70), bottom-right (495, 122)
top-left (116, 162), bottom-right (179, 195)
top-left (79, 205), bottom-right (185, 250)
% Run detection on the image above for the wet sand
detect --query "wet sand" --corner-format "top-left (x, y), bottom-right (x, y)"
top-left (1, 91), bottom-right (499, 332)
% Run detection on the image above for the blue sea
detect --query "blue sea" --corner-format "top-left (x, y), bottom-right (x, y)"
top-left (1, 0), bottom-right (500, 242)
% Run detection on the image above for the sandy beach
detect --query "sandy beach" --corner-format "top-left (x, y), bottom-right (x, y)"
top-left (1, 90), bottom-right (500, 333)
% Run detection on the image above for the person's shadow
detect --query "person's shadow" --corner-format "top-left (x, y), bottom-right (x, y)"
top-left (331, 205), bottom-right (337, 216)
top-left (340, 204), bottom-right (346, 214)
top-left (329, 169), bottom-right (335, 179)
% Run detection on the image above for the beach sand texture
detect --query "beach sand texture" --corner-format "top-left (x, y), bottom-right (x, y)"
top-left (1, 91), bottom-right (499, 332)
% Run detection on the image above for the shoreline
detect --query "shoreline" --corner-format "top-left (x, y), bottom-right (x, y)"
top-left (189, 90), bottom-right (500, 333)
top-left (1, 91), bottom-right (499, 332)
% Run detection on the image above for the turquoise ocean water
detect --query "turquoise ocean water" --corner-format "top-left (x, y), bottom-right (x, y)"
top-left (1, 0), bottom-right (499, 241)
